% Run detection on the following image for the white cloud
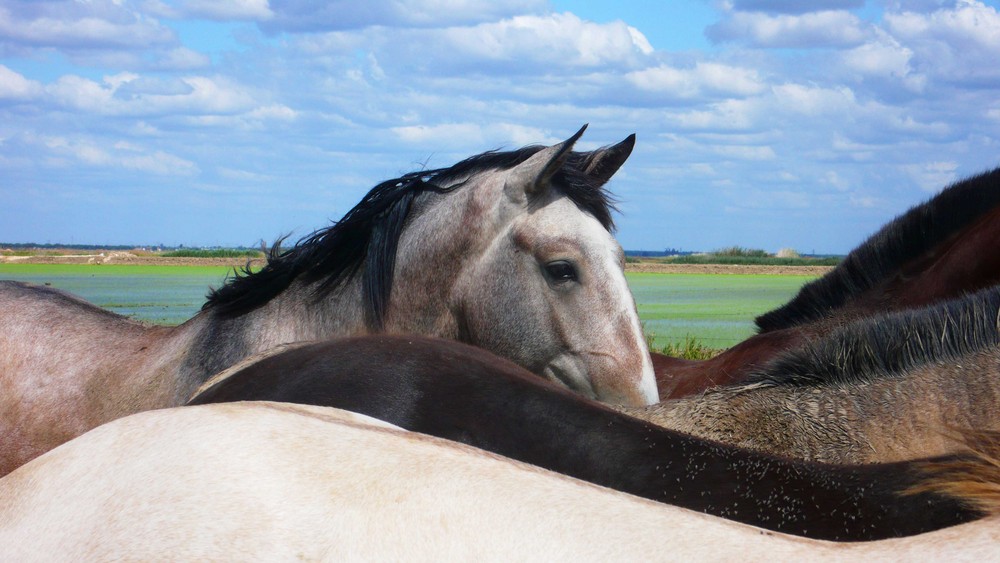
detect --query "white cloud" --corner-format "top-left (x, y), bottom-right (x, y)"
top-left (627, 26), bottom-right (654, 54)
top-left (297, 12), bottom-right (654, 79)
top-left (626, 62), bottom-right (766, 98)
top-left (179, 0), bottom-right (274, 21)
top-left (886, 1), bottom-right (1000, 50)
top-left (260, 0), bottom-right (547, 33)
top-left (390, 122), bottom-right (550, 150)
top-left (154, 47), bottom-right (212, 71)
top-left (770, 83), bottom-right (857, 116)
top-left (34, 133), bottom-right (198, 175)
top-left (121, 150), bottom-right (199, 175)
top-left (728, 0), bottom-right (864, 13)
top-left (0, 65), bottom-right (43, 100)
top-left (848, 193), bottom-right (877, 208)
top-left (493, 123), bottom-right (553, 147)
top-left (0, 1), bottom-right (175, 49)
top-left (883, 1), bottom-right (1000, 84)
top-left (902, 160), bottom-right (959, 192)
top-left (707, 10), bottom-right (871, 48)
top-left (247, 104), bottom-right (297, 120)
top-left (392, 123), bottom-right (483, 145)
top-left (218, 167), bottom-right (272, 182)
top-left (711, 144), bottom-right (776, 160)
top-left (432, 13), bottom-right (654, 69)
top-left (46, 73), bottom-right (259, 116)
top-left (824, 170), bottom-right (851, 190)
top-left (830, 134), bottom-right (877, 160)
top-left (670, 98), bottom-right (762, 130)
top-left (841, 34), bottom-right (913, 77)
top-left (47, 75), bottom-right (116, 112)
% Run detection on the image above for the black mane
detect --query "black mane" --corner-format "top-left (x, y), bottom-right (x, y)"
top-left (755, 167), bottom-right (1000, 332)
top-left (748, 283), bottom-right (1000, 387)
top-left (202, 146), bottom-right (616, 326)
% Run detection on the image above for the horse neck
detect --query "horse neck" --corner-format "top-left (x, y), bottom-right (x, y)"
top-left (177, 276), bottom-right (368, 397)
top-left (181, 182), bottom-right (499, 396)
top-left (381, 184), bottom-right (495, 337)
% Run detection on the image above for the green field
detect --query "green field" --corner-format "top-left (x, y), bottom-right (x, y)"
top-left (628, 272), bottom-right (815, 350)
top-left (0, 264), bottom-right (817, 349)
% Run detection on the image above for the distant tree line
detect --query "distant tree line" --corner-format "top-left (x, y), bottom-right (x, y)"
top-left (1, 242), bottom-right (261, 253)
top-left (625, 245), bottom-right (842, 266)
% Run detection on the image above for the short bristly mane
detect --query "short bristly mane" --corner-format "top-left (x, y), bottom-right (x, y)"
top-left (755, 167), bottom-right (1000, 333)
top-left (746, 284), bottom-right (1000, 388)
top-left (202, 146), bottom-right (616, 327)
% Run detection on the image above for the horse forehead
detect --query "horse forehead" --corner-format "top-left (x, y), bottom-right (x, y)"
top-left (513, 198), bottom-right (617, 251)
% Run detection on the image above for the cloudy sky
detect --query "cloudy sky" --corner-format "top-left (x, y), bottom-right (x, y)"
top-left (2, 0), bottom-right (1000, 254)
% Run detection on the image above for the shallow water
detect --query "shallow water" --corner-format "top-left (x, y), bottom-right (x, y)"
top-left (0, 264), bottom-right (231, 326)
top-left (627, 272), bottom-right (815, 349)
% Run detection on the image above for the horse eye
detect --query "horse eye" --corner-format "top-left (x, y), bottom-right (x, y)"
top-left (544, 260), bottom-right (578, 284)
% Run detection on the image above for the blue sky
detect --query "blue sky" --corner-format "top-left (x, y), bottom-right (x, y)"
top-left (3, 1), bottom-right (1000, 254)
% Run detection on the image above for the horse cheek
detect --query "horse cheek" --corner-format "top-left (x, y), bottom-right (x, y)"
top-left (455, 259), bottom-right (553, 375)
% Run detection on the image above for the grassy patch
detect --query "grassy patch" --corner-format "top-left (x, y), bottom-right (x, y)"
top-left (160, 249), bottom-right (264, 258)
top-left (0, 249), bottom-right (68, 257)
top-left (644, 329), bottom-right (721, 360)
top-left (649, 255), bottom-right (841, 266)
top-left (657, 336), bottom-right (721, 360)
top-left (0, 263), bottom-right (237, 276)
top-left (710, 246), bottom-right (769, 258)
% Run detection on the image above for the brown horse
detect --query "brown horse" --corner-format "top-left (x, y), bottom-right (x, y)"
top-left (628, 283), bottom-right (1000, 463)
top-left (656, 167), bottom-right (1000, 399)
top-left (3, 402), bottom-right (998, 559)
top-left (0, 126), bottom-right (658, 477)
top-left (190, 335), bottom-right (980, 541)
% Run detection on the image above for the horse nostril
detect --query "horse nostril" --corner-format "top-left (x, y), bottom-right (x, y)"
top-left (586, 353), bottom-right (659, 406)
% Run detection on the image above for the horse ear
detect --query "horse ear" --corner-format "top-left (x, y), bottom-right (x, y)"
top-left (578, 134), bottom-right (635, 187)
top-left (504, 124), bottom-right (588, 203)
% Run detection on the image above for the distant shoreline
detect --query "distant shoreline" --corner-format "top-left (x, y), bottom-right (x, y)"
top-left (0, 253), bottom-right (832, 276)
top-left (0, 253), bottom-right (263, 268)
top-left (626, 263), bottom-right (832, 275)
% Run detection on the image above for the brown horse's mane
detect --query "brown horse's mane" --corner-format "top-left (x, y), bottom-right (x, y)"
top-left (747, 283), bottom-right (1000, 387)
top-left (756, 167), bottom-right (1000, 332)
top-left (201, 146), bottom-right (616, 327)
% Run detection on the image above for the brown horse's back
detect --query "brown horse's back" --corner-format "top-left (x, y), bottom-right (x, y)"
top-left (0, 281), bottom-right (189, 476)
